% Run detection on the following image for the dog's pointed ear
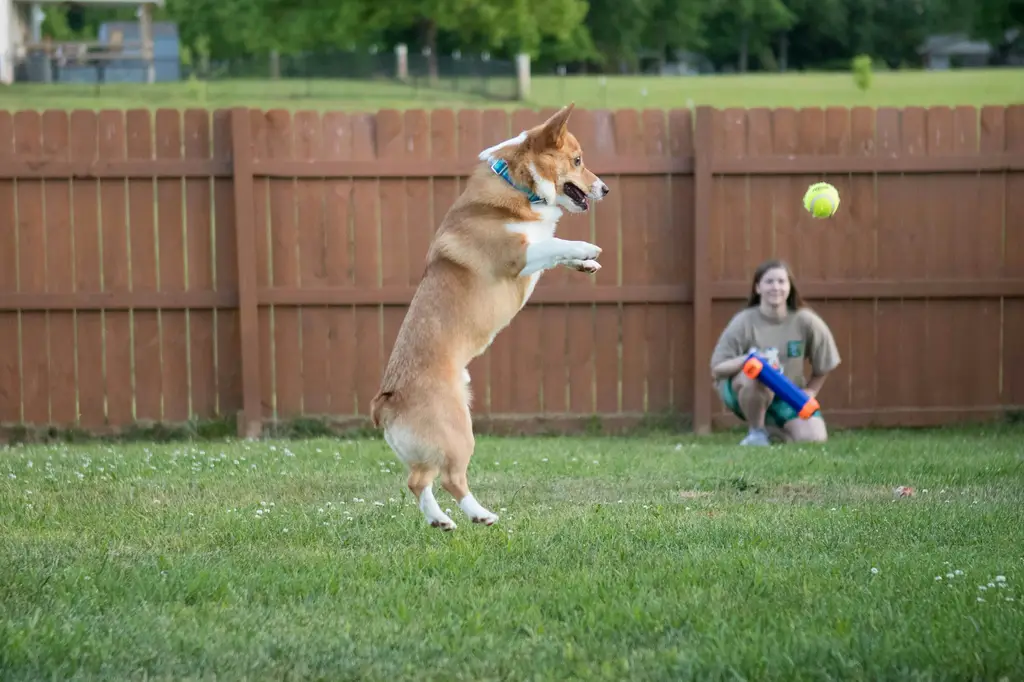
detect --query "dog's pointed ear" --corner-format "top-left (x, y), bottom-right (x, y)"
top-left (531, 103), bottom-right (575, 149)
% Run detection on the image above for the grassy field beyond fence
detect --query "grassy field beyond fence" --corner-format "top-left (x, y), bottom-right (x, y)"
top-left (1, 69), bottom-right (1022, 112)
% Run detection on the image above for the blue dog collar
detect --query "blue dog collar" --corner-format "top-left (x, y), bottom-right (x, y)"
top-left (489, 158), bottom-right (545, 204)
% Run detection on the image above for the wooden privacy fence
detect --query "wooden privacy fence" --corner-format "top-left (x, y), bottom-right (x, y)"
top-left (0, 104), bottom-right (1022, 438)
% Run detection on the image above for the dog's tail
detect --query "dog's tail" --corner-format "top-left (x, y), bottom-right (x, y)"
top-left (369, 390), bottom-right (396, 429)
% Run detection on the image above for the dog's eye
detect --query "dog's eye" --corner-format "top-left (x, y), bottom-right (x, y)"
top-left (573, 156), bottom-right (582, 167)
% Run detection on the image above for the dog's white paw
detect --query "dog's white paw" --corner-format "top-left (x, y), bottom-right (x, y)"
top-left (459, 494), bottom-right (499, 526)
top-left (566, 240), bottom-right (602, 262)
top-left (429, 516), bottom-right (457, 531)
top-left (420, 489), bottom-right (457, 530)
top-left (565, 259), bottom-right (601, 274)
top-left (471, 511), bottom-right (499, 525)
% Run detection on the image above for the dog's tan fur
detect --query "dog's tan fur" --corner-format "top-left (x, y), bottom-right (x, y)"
top-left (368, 104), bottom-right (609, 530)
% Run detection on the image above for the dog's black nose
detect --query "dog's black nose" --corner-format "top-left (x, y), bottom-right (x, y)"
top-left (601, 184), bottom-right (610, 196)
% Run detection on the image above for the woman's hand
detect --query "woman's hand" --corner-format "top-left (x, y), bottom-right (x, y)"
top-left (711, 354), bottom-right (749, 380)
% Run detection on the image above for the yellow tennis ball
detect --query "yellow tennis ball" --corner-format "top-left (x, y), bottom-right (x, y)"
top-left (803, 182), bottom-right (840, 219)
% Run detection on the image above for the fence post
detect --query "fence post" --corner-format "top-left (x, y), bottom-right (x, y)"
top-left (395, 44), bottom-right (409, 81)
top-left (230, 108), bottom-right (263, 439)
top-left (692, 106), bottom-right (714, 434)
top-left (515, 53), bottom-right (531, 100)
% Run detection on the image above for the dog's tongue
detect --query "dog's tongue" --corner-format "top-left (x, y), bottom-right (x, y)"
top-left (565, 183), bottom-right (586, 204)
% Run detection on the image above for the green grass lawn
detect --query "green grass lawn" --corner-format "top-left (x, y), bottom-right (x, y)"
top-left (2, 69), bottom-right (1022, 113)
top-left (2, 426), bottom-right (1023, 680)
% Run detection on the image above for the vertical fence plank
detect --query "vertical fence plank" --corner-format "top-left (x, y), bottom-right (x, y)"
top-left (430, 108), bottom-right (458, 232)
top-left (41, 111), bottom-right (77, 425)
top-left (184, 109), bottom-right (217, 421)
top-left (847, 107), bottom-right (879, 413)
top-left (294, 110), bottom-right (330, 416)
top-left (561, 109), bottom-right (597, 414)
top-left (713, 108), bottom-right (750, 283)
top-left (900, 108), bottom-right (932, 409)
top-left (70, 110), bottom-right (105, 428)
top-left (706, 107), bottom-right (749, 425)
top-left (377, 108), bottom-right (409, 415)
top-left (769, 109), bottom-right (799, 275)
top-left (321, 111), bottom-right (355, 416)
top-left (351, 112), bottom-right (382, 416)
top-left (925, 107), bottom-right (958, 281)
top-left (641, 109), bottom-right (671, 413)
top-left (230, 108), bottom-right (262, 438)
top-left (213, 110), bottom-right (241, 420)
top-left (155, 109), bottom-right (190, 422)
top-left (127, 109), bottom-right (161, 422)
top-left (592, 109), bottom-right (622, 415)
top-left (872, 108), bottom-right (906, 412)
top-left (691, 107), bottom-right (714, 434)
top-left (615, 109), bottom-right (646, 414)
top-left (15, 111), bottom-right (48, 425)
top-left (744, 108), bottom-right (773, 277)
top-left (922, 105), bottom-right (959, 412)
top-left (98, 110), bottom-right (133, 426)
top-left (266, 109), bottom-right (302, 420)
top-left (405, 109), bottom-right (432, 279)
top-left (0, 112), bottom-right (19, 424)
top-left (974, 108), bottom-right (1005, 281)
top-left (667, 108), bottom-right (694, 415)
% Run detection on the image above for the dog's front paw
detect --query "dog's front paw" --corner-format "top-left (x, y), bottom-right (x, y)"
top-left (565, 259), bottom-right (601, 274)
top-left (567, 240), bottom-right (602, 262)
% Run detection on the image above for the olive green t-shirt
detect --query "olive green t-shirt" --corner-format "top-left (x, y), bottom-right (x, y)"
top-left (709, 306), bottom-right (841, 388)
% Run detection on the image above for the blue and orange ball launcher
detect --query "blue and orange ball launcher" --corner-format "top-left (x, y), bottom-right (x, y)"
top-left (741, 351), bottom-right (820, 420)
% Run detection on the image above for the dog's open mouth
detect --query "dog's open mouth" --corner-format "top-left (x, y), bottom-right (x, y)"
top-left (564, 182), bottom-right (588, 210)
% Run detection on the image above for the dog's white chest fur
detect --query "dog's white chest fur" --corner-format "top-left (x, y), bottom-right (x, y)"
top-left (507, 206), bottom-right (562, 304)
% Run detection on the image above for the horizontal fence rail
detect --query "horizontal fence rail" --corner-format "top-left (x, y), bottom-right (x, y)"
top-left (0, 104), bottom-right (1022, 438)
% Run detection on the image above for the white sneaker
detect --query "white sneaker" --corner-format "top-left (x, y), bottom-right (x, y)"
top-left (740, 428), bottom-right (771, 446)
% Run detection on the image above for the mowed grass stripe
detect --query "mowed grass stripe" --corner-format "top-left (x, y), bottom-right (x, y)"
top-left (2, 69), bottom-right (1022, 113)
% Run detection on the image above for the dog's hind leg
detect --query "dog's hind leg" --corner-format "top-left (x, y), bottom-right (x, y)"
top-left (445, 464), bottom-right (499, 525)
top-left (438, 424), bottom-right (499, 526)
top-left (407, 465), bottom-right (457, 530)
top-left (385, 424), bottom-right (458, 530)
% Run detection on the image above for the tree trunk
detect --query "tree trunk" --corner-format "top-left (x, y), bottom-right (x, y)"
top-left (421, 18), bottom-right (438, 83)
top-left (778, 32), bottom-right (788, 72)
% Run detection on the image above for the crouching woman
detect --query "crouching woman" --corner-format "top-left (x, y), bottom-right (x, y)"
top-left (709, 259), bottom-right (842, 446)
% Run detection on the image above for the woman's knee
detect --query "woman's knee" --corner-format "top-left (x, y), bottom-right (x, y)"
top-left (733, 373), bottom-right (773, 402)
top-left (784, 416), bottom-right (828, 443)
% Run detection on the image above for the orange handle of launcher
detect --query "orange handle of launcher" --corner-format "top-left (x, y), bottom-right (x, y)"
top-left (742, 356), bottom-right (763, 379)
top-left (798, 396), bottom-right (820, 419)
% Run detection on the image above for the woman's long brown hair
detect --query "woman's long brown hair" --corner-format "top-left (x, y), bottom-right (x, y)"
top-left (745, 259), bottom-right (805, 310)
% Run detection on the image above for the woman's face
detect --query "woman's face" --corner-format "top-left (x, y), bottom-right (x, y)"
top-left (756, 267), bottom-right (790, 308)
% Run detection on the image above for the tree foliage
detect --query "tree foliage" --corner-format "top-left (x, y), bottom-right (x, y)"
top-left (38, 0), bottom-right (1023, 73)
